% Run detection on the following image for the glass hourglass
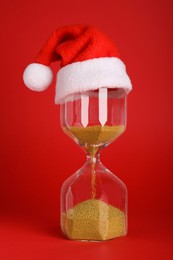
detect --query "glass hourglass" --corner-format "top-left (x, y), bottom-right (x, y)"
top-left (60, 87), bottom-right (127, 241)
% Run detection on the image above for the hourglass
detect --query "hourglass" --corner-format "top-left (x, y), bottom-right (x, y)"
top-left (60, 87), bottom-right (127, 241)
top-left (22, 24), bottom-right (132, 242)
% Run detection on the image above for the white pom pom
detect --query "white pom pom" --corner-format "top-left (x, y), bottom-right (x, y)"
top-left (23, 63), bottom-right (53, 91)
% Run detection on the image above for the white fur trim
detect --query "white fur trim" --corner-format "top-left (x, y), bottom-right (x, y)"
top-left (23, 63), bottom-right (53, 91)
top-left (55, 57), bottom-right (132, 104)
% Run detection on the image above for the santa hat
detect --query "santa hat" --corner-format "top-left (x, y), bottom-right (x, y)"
top-left (23, 24), bottom-right (132, 103)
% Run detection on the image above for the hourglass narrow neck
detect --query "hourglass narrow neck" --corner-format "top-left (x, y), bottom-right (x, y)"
top-left (86, 149), bottom-right (101, 164)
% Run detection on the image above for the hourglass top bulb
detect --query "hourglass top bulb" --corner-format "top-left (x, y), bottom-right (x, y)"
top-left (61, 88), bottom-right (127, 159)
top-left (23, 24), bottom-right (132, 104)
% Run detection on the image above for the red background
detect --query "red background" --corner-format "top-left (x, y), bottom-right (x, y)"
top-left (0, 0), bottom-right (173, 259)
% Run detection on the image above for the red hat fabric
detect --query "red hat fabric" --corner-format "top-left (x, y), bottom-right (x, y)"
top-left (23, 24), bottom-right (132, 103)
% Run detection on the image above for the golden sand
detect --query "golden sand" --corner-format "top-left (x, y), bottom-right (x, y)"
top-left (62, 199), bottom-right (126, 241)
top-left (64, 125), bottom-right (125, 147)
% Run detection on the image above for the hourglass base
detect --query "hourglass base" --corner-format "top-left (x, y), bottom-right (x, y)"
top-left (60, 159), bottom-right (127, 242)
top-left (67, 231), bottom-right (127, 243)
